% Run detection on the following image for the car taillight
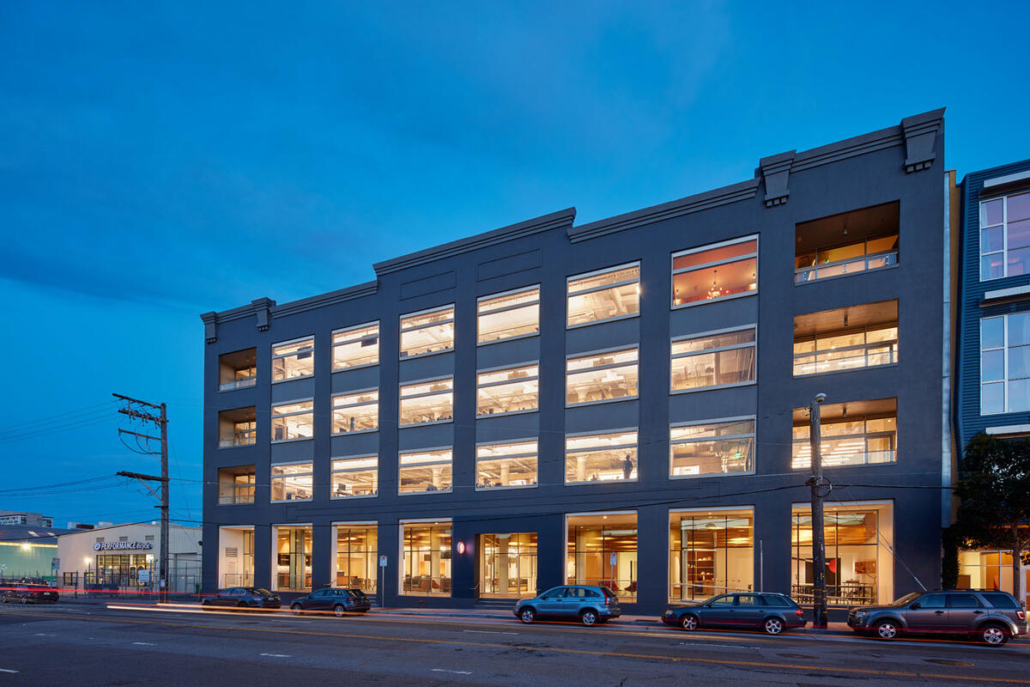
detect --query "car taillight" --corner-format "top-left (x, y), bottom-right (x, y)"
top-left (796, 609), bottom-right (804, 618)
top-left (1018, 610), bottom-right (1026, 621)
top-left (604, 596), bottom-right (610, 606)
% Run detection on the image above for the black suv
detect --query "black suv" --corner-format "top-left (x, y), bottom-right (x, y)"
top-left (848, 589), bottom-right (1027, 645)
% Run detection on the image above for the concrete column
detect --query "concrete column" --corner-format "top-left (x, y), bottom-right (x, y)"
top-left (500, 461), bottom-right (510, 486)
top-left (576, 455), bottom-right (586, 482)
top-left (432, 466), bottom-right (442, 489)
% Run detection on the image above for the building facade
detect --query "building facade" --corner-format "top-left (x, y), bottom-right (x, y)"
top-left (955, 159), bottom-right (1030, 607)
top-left (0, 511), bottom-right (54, 528)
top-left (201, 110), bottom-right (949, 615)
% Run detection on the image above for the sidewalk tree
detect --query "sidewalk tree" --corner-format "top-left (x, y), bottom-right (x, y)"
top-left (952, 433), bottom-right (1030, 603)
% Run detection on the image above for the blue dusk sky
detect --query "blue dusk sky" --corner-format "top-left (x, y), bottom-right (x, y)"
top-left (1, 1), bottom-right (1028, 528)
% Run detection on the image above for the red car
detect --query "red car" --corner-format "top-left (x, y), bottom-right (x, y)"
top-left (1, 583), bottom-right (59, 604)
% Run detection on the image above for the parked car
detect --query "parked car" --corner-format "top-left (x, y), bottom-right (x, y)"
top-left (290, 588), bottom-right (371, 616)
top-left (661, 593), bottom-right (806, 635)
top-left (0, 583), bottom-right (59, 604)
top-left (848, 589), bottom-right (1027, 645)
top-left (514, 585), bottom-right (621, 626)
top-left (200, 587), bottom-right (280, 610)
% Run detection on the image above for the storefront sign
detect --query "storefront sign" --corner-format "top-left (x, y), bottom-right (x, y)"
top-left (93, 541), bottom-right (153, 551)
top-left (138, 570), bottom-right (150, 583)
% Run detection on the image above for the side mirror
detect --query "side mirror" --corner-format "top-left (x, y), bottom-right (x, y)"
top-left (910, 603), bottom-right (921, 610)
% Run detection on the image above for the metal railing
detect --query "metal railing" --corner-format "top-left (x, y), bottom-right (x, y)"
top-left (219, 377), bottom-right (257, 392)
top-left (795, 250), bottom-right (897, 284)
top-left (793, 343), bottom-right (897, 376)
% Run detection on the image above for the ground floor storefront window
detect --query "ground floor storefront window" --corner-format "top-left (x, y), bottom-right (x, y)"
top-left (401, 521), bottom-right (451, 596)
top-left (791, 502), bottom-right (893, 605)
top-left (273, 525), bottom-right (312, 591)
top-left (333, 524), bottom-right (378, 592)
top-left (218, 526), bottom-right (254, 588)
top-left (480, 533), bottom-right (537, 598)
top-left (566, 513), bottom-right (637, 599)
top-left (669, 509), bottom-right (753, 601)
top-left (94, 553), bottom-right (152, 587)
top-left (957, 550), bottom-right (1028, 608)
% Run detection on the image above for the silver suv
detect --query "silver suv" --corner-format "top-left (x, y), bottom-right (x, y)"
top-left (848, 589), bottom-right (1027, 645)
top-left (514, 585), bottom-right (621, 626)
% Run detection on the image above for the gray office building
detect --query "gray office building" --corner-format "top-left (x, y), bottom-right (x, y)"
top-left (201, 110), bottom-right (950, 615)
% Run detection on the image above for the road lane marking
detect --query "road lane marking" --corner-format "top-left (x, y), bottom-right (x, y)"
top-left (463, 630), bottom-right (517, 635)
top-left (0, 669), bottom-right (18, 674)
top-left (132, 642), bottom-right (156, 646)
top-left (34, 633), bottom-right (56, 637)
top-left (2, 610), bottom-right (1028, 685)
top-left (432, 669), bottom-right (472, 675)
top-left (260, 653), bottom-right (291, 658)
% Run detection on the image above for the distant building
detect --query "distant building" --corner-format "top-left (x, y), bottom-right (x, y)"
top-left (0, 511), bottom-right (54, 528)
top-left (0, 524), bottom-right (74, 582)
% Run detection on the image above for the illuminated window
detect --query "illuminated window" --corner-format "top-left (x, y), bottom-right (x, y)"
top-left (477, 364), bottom-right (538, 416)
top-left (670, 510), bottom-right (753, 601)
top-left (794, 301), bottom-right (898, 377)
top-left (399, 378), bottom-right (453, 427)
top-left (270, 462), bottom-right (313, 502)
top-left (981, 313), bottom-right (1030, 414)
top-left (398, 449), bottom-right (453, 494)
top-left (980, 191), bottom-right (1030, 280)
top-left (331, 456), bottom-right (378, 498)
top-left (670, 418), bottom-right (755, 477)
top-left (478, 286), bottom-right (540, 344)
top-left (331, 389), bottom-right (379, 434)
top-left (332, 322), bottom-right (379, 370)
top-left (218, 407), bottom-right (256, 448)
top-left (566, 512), bottom-right (637, 599)
top-left (217, 466), bottom-right (255, 505)
top-left (793, 399), bottom-right (896, 469)
top-left (273, 525), bottom-right (312, 591)
top-left (271, 399), bottom-right (314, 442)
top-left (400, 306), bottom-right (454, 358)
top-left (672, 237), bottom-right (758, 307)
top-left (671, 327), bottom-right (755, 392)
top-left (567, 263), bottom-right (640, 327)
top-left (272, 337), bottom-right (314, 382)
top-left (565, 430), bottom-right (638, 484)
top-left (795, 202), bottom-right (900, 284)
top-left (219, 348), bottom-right (256, 391)
top-left (333, 525), bottom-right (378, 592)
top-left (476, 440), bottom-right (538, 489)
top-left (401, 521), bottom-right (451, 596)
top-left (566, 348), bottom-right (638, 406)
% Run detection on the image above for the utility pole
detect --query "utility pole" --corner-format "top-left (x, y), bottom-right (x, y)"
top-left (807, 392), bottom-right (829, 628)
top-left (114, 393), bottom-right (169, 603)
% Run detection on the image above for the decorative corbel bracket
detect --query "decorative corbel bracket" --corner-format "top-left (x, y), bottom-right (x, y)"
top-left (760, 150), bottom-right (796, 207)
top-left (252, 297), bottom-right (274, 331)
top-left (902, 110), bottom-right (943, 173)
top-left (200, 312), bottom-right (218, 344)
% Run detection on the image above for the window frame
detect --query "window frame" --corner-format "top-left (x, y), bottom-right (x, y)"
top-left (979, 190), bottom-right (1030, 282)
top-left (270, 397), bottom-right (315, 444)
top-left (793, 323), bottom-right (898, 378)
top-left (399, 304), bottom-right (455, 360)
top-left (330, 454), bottom-right (379, 500)
top-left (671, 235), bottom-right (759, 310)
top-left (397, 447), bottom-right (454, 496)
top-left (270, 460), bottom-right (315, 503)
top-left (476, 362), bottom-right (540, 417)
top-left (669, 415), bottom-right (757, 480)
top-left (475, 438), bottom-right (539, 491)
top-left (565, 346), bottom-right (640, 408)
top-left (331, 321), bottom-right (380, 371)
top-left (331, 387), bottom-right (380, 435)
top-left (564, 428), bottom-right (639, 485)
top-left (271, 335), bottom-right (316, 384)
top-left (398, 376), bottom-right (455, 428)
top-left (670, 325), bottom-right (758, 395)
top-left (980, 313), bottom-right (1030, 415)
top-left (477, 285), bottom-right (541, 346)
top-left (566, 261), bottom-right (641, 330)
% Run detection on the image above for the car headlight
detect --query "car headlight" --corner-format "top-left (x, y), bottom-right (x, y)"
top-left (663, 611), bottom-right (673, 618)
top-left (854, 611), bottom-right (869, 619)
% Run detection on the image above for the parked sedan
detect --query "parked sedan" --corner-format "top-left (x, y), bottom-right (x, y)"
top-left (662, 593), bottom-right (806, 635)
top-left (290, 588), bottom-right (372, 617)
top-left (514, 585), bottom-right (621, 626)
top-left (200, 587), bottom-right (280, 610)
top-left (0, 583), bottom-right (59, 604)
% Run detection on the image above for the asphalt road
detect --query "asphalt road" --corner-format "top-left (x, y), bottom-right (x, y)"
top-left (0, 602), bottom-right (1027, 686)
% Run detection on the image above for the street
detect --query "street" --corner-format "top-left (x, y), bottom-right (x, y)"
top-left (0, 602), bottom-right (1027, 686)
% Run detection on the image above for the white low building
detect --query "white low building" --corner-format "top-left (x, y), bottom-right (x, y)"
top-left (57, 522), bottom-right (201, 594)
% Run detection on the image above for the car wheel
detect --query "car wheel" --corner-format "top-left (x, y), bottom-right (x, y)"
top-left (874, 620), bottom-right (899, 640)
top-left (333, 604), bottom-right (346, 618)
top-left (236, 601), bottom-right (248, 609)
top-left (581, 609), bottom-right (598, 626)
top-left (680, 614), bottom-right (699, 631)
top-left (519, 608), bottom-right (536, 624)
top-left (763, 617), bottom-right (784, 635)
top-left (980, 623), bottom-right (1009, 646)
top-left (290, 603), bottom-right (303, 616)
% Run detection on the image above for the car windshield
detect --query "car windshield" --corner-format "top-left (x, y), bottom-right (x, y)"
top-left (255, 589), bottom-right (273, 596)
top-left (347, 590), bottom-right (367, 598)
top-left (890, 592), bottom-right (921, 607)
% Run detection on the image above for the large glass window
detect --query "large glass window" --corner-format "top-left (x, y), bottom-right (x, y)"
top-left (332, 322), bottom-right (379, 370)
top-left (480, 533), bottom-right (537, 598)
top-left (477, 364), bottom-right (539, 416)
top-left (567, 513), bottom-right (637, 599)
top-left (793, 399), bottom-right (897, 469)
top-left (401, 522), bottom-right (452, 596)
top-left (219, 348), bottom-right (257, 391)
top-left (981, 313), bottom-right (1030, 414)
top-left (218, 407), bottom-right (256, 448)
top-left (980, 191), bottom-right (1030, 280)
top-left (566, 348), bottom-right (638, 406)
top-left (273, 525), bottom-right (312, 591)
top-left (567, 263), bottom-right (640, 327)
top-left (217, 466), bottom-right (255, 505)
top-left (333, 525), bottom-right (378, 592)
top-left (398, 449), bottom-right (453, 494)
top-left (400, 306), bottom-right (454, 358)
top-left (271, 400), bottom-right (314, 442)
top-left (271, 462), bottom-right (313, 502)
top-left (672, 237), bottom-right (758, 307)
top-left (794, 301), bottom-right (898, 377)
top-left (670, 510), bottom-right (753, 601)
top-left (331, 456), bottom-right (378, 498)
top-left (795, 202), bottom-right (900, 284)
top-left (332, 389), bottom-right (379, 434)
top-left (671, 327), bottom-right (756, 392)
top-left (478, 287), bottom-right (540, 344)
top-left (272, 337), bottom-right (315, 382)
top-left (399, 377), bottom-right (454, 426)
top-left (670, 418), bottom-right (755, 477)
top-left (218, 526), bottom-right (254, 588)
top-left (565, 430), bottom-right (638, 484)
top-left (476, 440), bottom-right (538, 489)
top-left (957, 551), bottom-right (1016, 595)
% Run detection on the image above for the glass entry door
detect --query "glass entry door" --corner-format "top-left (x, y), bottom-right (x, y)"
top-left (480, 533), bottom-right (537, 598)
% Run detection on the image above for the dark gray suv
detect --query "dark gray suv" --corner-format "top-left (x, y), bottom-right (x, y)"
top-left (848, 589), bottom-right (1027, 645)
